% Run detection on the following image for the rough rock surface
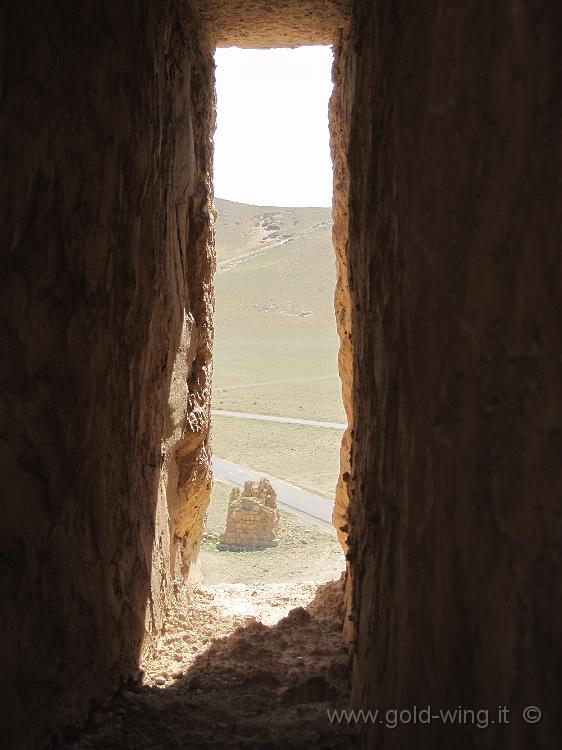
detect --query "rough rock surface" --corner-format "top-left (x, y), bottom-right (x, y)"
top-left (0, 2), bottom-right (214, 747)
top-left (2, 1), bottom-right (562, 749)
top-left (345, 2), bottom-right (562, 748)
top-left (198, 0), bottom-right (351, 48)
top-left (219, 480), bottom-right (280, 550)
top-left (329, 21), bottom-right (353, 640)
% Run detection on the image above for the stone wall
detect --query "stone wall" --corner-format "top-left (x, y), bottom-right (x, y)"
top-left (344, 2), bottom-right (562, 748)
top-left (219, 480), bottom-right (280, 550)
top-left (0, 2), bottom-right (214, 747)
top-left (2, 1), bottom-right (561, 748)
top-left (330, 22), bottom-right (353, 638)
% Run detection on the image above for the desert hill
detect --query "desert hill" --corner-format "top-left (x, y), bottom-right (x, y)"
top-left (211, 197), bottom-right (345, 499)
top-left (212, 197), bottom-right (343, 422)
top-left (214, 197), bottom-right (332, 265)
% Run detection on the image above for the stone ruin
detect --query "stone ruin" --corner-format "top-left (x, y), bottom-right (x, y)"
top-left (218, 479), bottom-right (280, 551)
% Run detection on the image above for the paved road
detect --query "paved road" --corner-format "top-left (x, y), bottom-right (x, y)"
top-left (212, 456), bottom-right (335, 530)
top-left (212, 409), bottom-right (346, 430)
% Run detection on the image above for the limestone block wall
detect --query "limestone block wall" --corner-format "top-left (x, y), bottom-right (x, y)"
top-left (0, 2), bottom-right (214, 747)
top-left (219, 480), bottom-right (280, 550)
top-left (344, 2), bottom-right (562, 748)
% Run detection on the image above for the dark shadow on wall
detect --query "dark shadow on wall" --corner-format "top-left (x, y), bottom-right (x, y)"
top-left (0, 1), bottom-right (214, 748)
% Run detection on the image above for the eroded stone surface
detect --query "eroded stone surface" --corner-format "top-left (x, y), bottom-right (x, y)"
top-left (329, 21), bottom-right (354, 643)
top-left (0, 1), bottom-right (214, 746)
top-left (345, 2), bottom-right (562, 748)
top-left (219, 479), bottom-right (280, 550)
top-left (198, 0), bottom-right (351, 48)
top-left (3, 1), bottom-right (562, 749)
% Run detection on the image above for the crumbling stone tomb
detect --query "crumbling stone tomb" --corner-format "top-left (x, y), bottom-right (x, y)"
top-left (219, 479), bottom-right (280, 550)
top-left (2, 0), bottom-right (561, 748)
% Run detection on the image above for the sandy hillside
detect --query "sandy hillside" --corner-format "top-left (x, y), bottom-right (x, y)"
top-left (213, 197), bottom-right (342, 424)
top-left (212, 198), bottom-right (345, 501)
top-left (214, 197), bottom-right (333, 265)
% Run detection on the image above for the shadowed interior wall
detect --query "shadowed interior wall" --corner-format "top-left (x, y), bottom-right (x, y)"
top-left (344, 2), bottom-right (562, 748)
top-left (2, 0), bottom-right (561, 748)
top-left (0, 2), bottom-right (214, 747)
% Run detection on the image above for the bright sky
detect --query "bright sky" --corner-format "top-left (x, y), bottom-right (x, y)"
top-left (213, 46), bottom-right (334, 208)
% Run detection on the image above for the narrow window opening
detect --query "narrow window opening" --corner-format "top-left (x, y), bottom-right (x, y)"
top-left (197, 46), bottom-right (346, 608)
top-left (138, 49), bottom-right (354, 739)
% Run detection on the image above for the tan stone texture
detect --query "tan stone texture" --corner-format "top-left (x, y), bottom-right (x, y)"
top-left (219, 480), bottom-right (280, 549)
top-left (2, 1), bottom-right (562, 749)
top-left (345, 2), bottom-right (562, 748)
top-left (198, 0), bottom-right (351, 48)
top-left (0, 1), bottom-right (214, 745)
top-left (329, 20), bottom-right (354, 641)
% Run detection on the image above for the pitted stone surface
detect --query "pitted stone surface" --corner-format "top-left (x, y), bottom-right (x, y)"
top-left (219, 479), bottom-right (280, 550)
top-left (0, 2), bottom-right (214, 745)
top-left (4, 1), bottom-right (561, 749)
top-left (198, 0), bottom-right (351, 48)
